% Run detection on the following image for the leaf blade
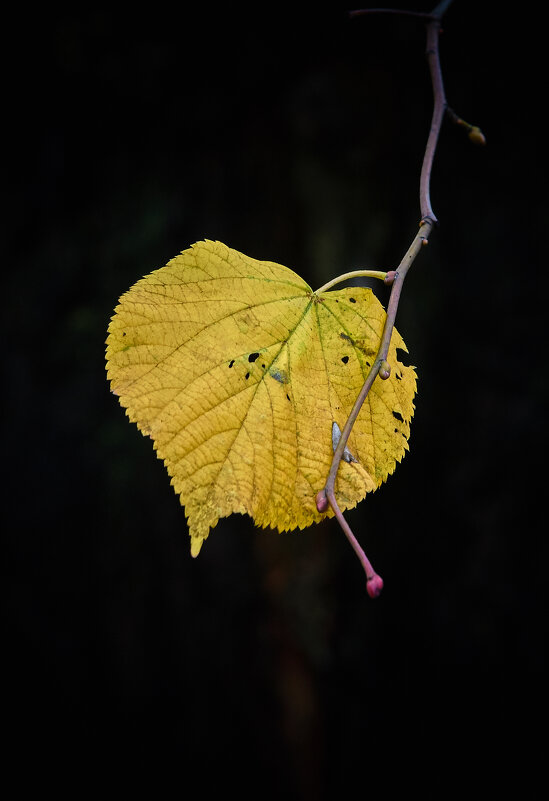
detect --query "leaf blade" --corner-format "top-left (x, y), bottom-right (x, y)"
top-left (106, 240), bottom-right (417, 554)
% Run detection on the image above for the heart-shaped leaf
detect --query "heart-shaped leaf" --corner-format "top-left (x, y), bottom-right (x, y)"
top-left (106, 240), bottom-right (416, 555)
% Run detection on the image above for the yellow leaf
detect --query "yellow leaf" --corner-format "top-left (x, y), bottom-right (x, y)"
top-left (105, 240), bottom-right (416, 556)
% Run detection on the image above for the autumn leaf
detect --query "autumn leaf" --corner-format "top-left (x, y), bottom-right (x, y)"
top-left (105, 240), bottom-right (416, 556)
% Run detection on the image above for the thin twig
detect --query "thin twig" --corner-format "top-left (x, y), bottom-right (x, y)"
top-left (349, 8), bottom-right (437, 20)
top-left (350, 1), bottom-right (455, 22)
top-left (420, 13), bottom-right (448, 222)
top-left (322, 3), bottom-right (454, 595)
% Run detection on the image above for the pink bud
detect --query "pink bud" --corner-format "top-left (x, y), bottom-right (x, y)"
top-left (315, 490), bottom-right (329, 513)
top-left (366, 573), bottom-right (384, 599)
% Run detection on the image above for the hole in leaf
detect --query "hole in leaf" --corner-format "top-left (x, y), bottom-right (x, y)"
top-left (261, 364), bottom-right (265, 369)
top-left (286, 393), bottom-right (291, 401)
top-left (392, 410), bottom-right (404, 422)
top-left (229, 360), bottom-right (235, 368)
top-left (245, 372), bottom-right (250, 380)
top-left (349, 297), bottom-right (356, 303)
top-left (341, 355), bottom-right (349, 364)
top-left (396, 347), bottom-right (411, 367)
top-left (248, 352), bottom-right (259, 362)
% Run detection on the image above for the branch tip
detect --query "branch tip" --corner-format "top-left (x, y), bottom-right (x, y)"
top-left (446, 108), bottom-right (486, 146)
top-left (468, 125), bottom-right (486, 146)
top-left (366, 573), bottom-right (384, 599)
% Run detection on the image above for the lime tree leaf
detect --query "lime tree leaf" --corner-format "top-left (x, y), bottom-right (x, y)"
top-left (105, 240), bottom-right (417, 556)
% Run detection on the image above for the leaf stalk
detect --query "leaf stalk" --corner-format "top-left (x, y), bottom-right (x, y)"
top-left (315, 269), bottom-right (387, 294)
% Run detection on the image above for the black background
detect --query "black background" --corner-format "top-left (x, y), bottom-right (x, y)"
top-left (5, 2), bottom-right (546, 797)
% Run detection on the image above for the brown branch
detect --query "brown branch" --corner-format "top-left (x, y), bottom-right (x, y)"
top-left (349, 8), bottom-right (437, 20)
top-left (320, 3), bottom-right (455, 596)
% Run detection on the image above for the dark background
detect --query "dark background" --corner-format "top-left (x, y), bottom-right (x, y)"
top-left (5, 2), bottom-right (546, 797)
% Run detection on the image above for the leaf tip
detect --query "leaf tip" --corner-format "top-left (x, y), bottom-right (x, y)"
top-left (190, 537), bottom-right (204, 558)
